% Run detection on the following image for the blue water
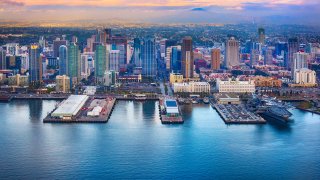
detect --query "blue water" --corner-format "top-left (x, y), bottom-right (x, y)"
top-left (0, 100), bottom-right (320, 179)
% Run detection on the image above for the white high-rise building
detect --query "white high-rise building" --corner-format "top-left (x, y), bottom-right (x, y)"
top-left (109, 50), bottom-right (120, 72)
top-left (292, 52), bottom-right (309, 78)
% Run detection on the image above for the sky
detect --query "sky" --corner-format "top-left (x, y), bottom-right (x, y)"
top-left (0, 0), bottom-right (320, 24)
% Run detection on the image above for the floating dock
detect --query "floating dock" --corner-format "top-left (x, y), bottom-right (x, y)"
top-left (43, 95), bottom-right (116, 123)
top-left (212, 103), bottom-right (266, 124)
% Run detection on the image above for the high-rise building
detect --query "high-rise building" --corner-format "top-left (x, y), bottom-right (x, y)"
top-left (211, 48), bottom-right (220, 70)
top-left (53, 38), bottom-right (67, 58)
top-left (29, 45), bottom-right (42, 85)
top-left (59, 45), bottom-right (68, 75)
top-left (109, 50), bottom-right (120, 72)
top-left (225, 37), bottom-right (240, 69)
top-left (258, 28), bottom-right (265, 45)
top-left (181, 37), bottom-right (193, 78)
top-left (0, 48), bottom-right (6, 70)
top-left (67, 43), bottom-right (80, 85)
top-left (141, 39), bottom-right (157, 77)
top-left (80, 54), bottom-right (90, 80)
top-left (292, 52), bottom-right (309, 77)
top-left (288, 37), bottom-right (299, 70)
top-left (107, 35), bottom-right (127, 72)
top-left (133, 38), bottom-right (141, 67)
top-left (95, 45), bottom-right (107, 84)
top-left (171, 46), bottom-right (181, 72)
top-left (294, 68), bottom-right (316, 86)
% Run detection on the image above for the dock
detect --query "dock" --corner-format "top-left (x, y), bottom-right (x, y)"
top-left (43, 96), bottom-right (116, 123)
top-left (212, 103), bottom-right (266, 124)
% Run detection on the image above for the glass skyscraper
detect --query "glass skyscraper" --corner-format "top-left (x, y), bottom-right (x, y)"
top-left (94, 45), bottom-right (107, 84)
top-left (59, 45), bottom-right (68, 75)
top-left (141, 39), bottom-right (157, 77)
top-left (29, 45), bottom-right (42, 84)
top-left (67, 43), bottom-right (80, 84)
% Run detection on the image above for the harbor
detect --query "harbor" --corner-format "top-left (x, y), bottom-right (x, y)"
top-left (43, 95), bottom-right (116, 123)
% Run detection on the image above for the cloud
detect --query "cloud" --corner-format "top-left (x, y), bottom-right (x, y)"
top-left (191, 7), bottom-right (206, 11)
top-left (0, 0), bottom-right (24, 6)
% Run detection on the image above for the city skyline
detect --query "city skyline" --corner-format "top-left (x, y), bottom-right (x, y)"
top-left (1, 0), bottom-right (320, 25)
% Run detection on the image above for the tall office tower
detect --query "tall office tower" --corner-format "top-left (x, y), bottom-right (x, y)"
top-left (6, 43), bottom-right (19, 56)
top-left (225, 37), bottom-right (240, 69)
top-left (72, 36), bottom-right (78, 43)
top-left (141, 39), bottom-right (157, 77)
top-left (171, 46), bottom-right (182, 72)
top-left (160, 39), bottom-right (167, 59)
top-left (109, 50), bottom-right (120, 72)
top-left (287, 37), bottom-right (299, 70)
top-left (97, 29), bottom-right (107, 44)
top-left (264, 47), bottom-right (274, 65)
top-left (67, 43), bottom-right (80, 85)
top-left (258, 28), bottom-right (265, 45)
top-left (39, 36), bottom-right (46, 48)
top-left (59, 45), bottom-right (68, 75)
top-left (165, 40), bottom-right (177, 57)
top-left (275, 42), bottom-right (288, 56)
top-left (292, 52), bottom-right (309, 77)
top-left (29, 45), bottom-right (42, 85)
top-left (107, 35), bottom-right (127, 72)
top-left (0, 48), bottom-right (6, 70)
top-left (53, 38), bottom-right (67, 58)
top-left (105, 29), bottom-right (112, 40)
top-left (181, 36), bottom-right (193, 78)
top-left (80, 54), bottom-right (89, 79)
top-left (245, 40), bottom-right (253, 54)
top-left (133, 38), bottom-right (141, 67)
top-left (94, 45), bottom-right (107, 84)
top-left (211, 48), bottom-right (221, 70)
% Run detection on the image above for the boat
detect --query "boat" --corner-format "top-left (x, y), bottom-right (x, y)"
top-left (192, 99), bottom-right (198, 104)
top-left (0, 94), bottom-right (12, 102)
top-left (260, 106), bottom-right (292, 123)
top-left (203, 97), bottom-right (210, 104)
top-left (134, 94), bottom-right (147, 101)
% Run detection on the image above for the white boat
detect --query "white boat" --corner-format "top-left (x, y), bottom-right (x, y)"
top-left (135, 94), bottom-right (147, 100)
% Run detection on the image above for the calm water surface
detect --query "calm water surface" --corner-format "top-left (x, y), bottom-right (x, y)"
top-left (0, 100), bottom-right (320, 179)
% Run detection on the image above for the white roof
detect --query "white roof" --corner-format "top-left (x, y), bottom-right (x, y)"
top-left (167, 108), bottom-right (179, 114)
top-left (52, 95), bottom-right (89, 117)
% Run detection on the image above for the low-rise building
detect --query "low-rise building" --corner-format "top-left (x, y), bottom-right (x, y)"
top-left (214, 93), bottom-right (240, 104)
top-left (8, 74), bottom-right (29, 87)
top-left (217, 78), bottom-right (255, 93)
top-left (170, 73), bottom-right (184, 84)
top-left (252, 76), bottom-right (282, 87)
top-left (173, 81), bottom-right (210, 93)
top-left (56, 75), bottom-right (70, 93)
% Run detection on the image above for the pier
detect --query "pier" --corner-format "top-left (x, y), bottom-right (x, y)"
top-left (159, 98), bottom-right (184, 124)
top-left (43, 95), bottom-right (116, 123)
top-left (212, 103), bottom-right (266, 124)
